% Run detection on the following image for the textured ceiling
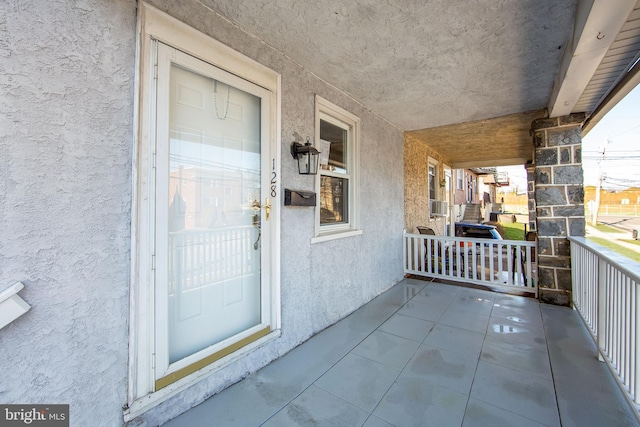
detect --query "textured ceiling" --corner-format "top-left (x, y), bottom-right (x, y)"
top-left (201, 0), bottom-right (578, 131)
top-left (406, 109), bottom-right (546, 167)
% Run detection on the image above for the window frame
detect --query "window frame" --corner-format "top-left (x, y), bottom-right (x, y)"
top-left (312, 96), bottom-right (361, 243)
top-left (428, 157), bottom-right (442, 216)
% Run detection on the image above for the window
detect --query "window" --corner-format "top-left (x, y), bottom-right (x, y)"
top-left (457, 170), bottom-right (464, 190)
top-left (428, 164), bottom-right (437, 208)
top-left (313, 96), bottom-right (361, 242)
top-left (427, 159), bottom-right (445, 216)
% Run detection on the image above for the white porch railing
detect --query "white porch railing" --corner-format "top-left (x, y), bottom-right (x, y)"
top-left (403, 232), bottom-right (537, 296)
top-left (169, 226), bottom-right (257, 294)
top-left (570, 237), bottom-right (640, 409)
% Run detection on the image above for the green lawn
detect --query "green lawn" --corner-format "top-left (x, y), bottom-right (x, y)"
top-left (497, 222), bottom-right (526, 240)
top-left (594, 223), bottom-right (626, 234)
top-left (588, 237), bottom-right (640, 262)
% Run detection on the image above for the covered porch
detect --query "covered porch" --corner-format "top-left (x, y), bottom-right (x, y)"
top-left (163, 278), bottom-right (637, 426)
top-left (5, 1), bottom-right (640, 425)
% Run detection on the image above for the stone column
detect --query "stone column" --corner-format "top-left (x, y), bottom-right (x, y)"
top-left (525, 162), bottom-right (536, 233)
top-left (531, 114), bottom-right (586, 306)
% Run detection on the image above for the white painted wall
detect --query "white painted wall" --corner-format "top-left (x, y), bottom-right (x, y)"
top-left (0, 1), bottom-right (405, 425)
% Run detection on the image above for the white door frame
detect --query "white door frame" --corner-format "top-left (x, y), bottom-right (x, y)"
top-left (126, 3), bottom-right (281, 419)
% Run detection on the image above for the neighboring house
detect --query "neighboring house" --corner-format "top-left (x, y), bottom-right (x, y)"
top-left (2, 1), bottom-right (639, 426)
top-left (451, 168), bottom-right (503, 225)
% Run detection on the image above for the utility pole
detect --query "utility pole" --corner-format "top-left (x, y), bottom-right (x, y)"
top-left (592, 167), bottom-right (602, 226)
top-left (591, 139), bottom-right (611, 226)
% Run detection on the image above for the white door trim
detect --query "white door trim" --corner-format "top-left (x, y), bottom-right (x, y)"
top-left (126, 3), bottom-right (281, 420)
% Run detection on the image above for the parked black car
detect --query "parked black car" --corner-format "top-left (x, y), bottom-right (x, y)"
top-left (455, 222), bottom-right (503, 240)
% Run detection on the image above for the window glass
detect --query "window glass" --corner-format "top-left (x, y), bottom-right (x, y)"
top-left (320, 119), bottom-right (347, 174)
top-left (428, 165), bottom-right (436, 202)
top-left (314, 96), bottom-right (360, 240)
top-left (320, 176), bottom-right (348, 224)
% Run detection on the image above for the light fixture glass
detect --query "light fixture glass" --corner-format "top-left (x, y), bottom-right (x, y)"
top-left (291, 141), bottom-right (320, 175)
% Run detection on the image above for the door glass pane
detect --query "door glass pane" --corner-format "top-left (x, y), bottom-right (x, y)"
top-left (167, 64), bottom-right (262, 363)
top-left (320, 176), bottom-right (348, 224)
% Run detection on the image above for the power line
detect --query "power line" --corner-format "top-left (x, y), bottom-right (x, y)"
top-left (612, 123), bottom-right (640, 139)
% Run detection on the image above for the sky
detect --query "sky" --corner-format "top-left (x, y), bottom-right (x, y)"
top-left (497, 83), bottom-right (640, 192)
top-left (582, 84), bottom-right (640, 189)
top-left (496, 165), bottom-right (528, 194)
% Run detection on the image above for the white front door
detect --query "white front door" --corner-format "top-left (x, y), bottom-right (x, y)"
top-left (154, 43), bottom-right (273, 387)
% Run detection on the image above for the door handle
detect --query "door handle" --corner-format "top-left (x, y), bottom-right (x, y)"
top-left (263, 198), bottom-right (271, 221)
top-left (251, 198), bottom-right (272, 221)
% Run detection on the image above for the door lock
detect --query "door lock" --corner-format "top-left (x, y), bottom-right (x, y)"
top-left (251, 198), bottom-right (272, 221)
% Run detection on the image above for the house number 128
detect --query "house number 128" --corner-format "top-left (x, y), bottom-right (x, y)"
top-left (271, 159), bottom-right (277, 198)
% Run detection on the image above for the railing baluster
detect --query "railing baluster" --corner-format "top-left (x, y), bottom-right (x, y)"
top-left (616, 268), bottom-right (622, 373)
top-left (480, 243), bottom-right (486, 282)
top-left (597, 254), bottom-right (606, 362)
top-left (489, 243), bottom-right (502, 282)
top-left (636, 281), bottom-right (640, 403)
top-left (417, 235), bottom-right (421, 273)
top-left (630, 280), bottom-right (636, 399)
top-left (497, 243), bottom-right (503, 284)
top-left (401, 233), bottom-right (537, 295)
top-left (471, 243), bottom-right (477, 280)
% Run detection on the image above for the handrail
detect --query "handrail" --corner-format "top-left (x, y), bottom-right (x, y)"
top-left (570, 237), bottom-right (640, 418)
top-left (569, 236), bottom-right (640, 281)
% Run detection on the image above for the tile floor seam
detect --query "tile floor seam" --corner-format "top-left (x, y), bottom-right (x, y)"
top-left (275, 287), bottom-right (426, 425)
top-left (466, 363), bottom-right (560, 427)
top-left (362, 281), bottom-right (460, 424)
top-left (310, 380), bottom-right (376, 415)
top-left (258, 287), bottom-right (416, 427)
top-left (313, 297), bottom-right (432, 425)
top-left (540, 305), bottom-right (564, 427)
top-left (166, 281), bottom-right (634, 426)
top-left (568, 306), bottom-right (640, 426)
top-left (468, 399), bottom-right (558, 427)
top-left (459, 291), bottom-right (495, 427)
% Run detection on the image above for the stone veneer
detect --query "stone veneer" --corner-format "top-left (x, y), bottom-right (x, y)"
top-left (526, 162), bottom-right (537, 232)
top-left (531, 114), bottom-right (586, 306)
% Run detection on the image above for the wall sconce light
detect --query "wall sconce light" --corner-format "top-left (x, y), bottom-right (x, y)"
top-left (440, 179), bottom-right (447, 187)
top-left (291, 140), bottom-right (320, 175)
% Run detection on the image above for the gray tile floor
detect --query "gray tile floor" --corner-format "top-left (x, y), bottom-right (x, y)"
top-left (163, 278), bottom-right (640, 426)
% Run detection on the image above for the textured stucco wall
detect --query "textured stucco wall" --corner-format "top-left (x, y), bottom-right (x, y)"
top-left (404, 134), bottom-right (449, 234)
top-left (133, 2), bottom-right (404, 425)
top-left (1, 1), bottom-right (404, 426)
top-left (0, 0), bottom-right (136, 426)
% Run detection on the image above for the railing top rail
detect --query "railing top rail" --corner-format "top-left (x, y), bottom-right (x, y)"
top-left (404, 231), bottom-right (536, 247)
top-left (169, 225), bottom-right (254, 236)
top-left (569, 236), bottom-right (640, 281)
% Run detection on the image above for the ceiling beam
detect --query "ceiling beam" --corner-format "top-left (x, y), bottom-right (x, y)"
top-left (406, 109), bottom-right (545, 168)
top-left (452, 158), bottom-right (530, 169)
top-left (547, 0), bottom-right (637, 117)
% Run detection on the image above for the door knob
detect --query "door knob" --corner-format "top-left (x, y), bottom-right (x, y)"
top-left (250, 198), bottom-right (272, 221)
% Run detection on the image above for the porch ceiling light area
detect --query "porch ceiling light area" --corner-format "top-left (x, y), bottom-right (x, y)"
top-left (406, 109), bottom-right (546, 169)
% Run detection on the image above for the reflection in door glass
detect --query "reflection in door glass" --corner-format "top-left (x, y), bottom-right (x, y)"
top-left (166, 64), bottom-right (262, 363)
